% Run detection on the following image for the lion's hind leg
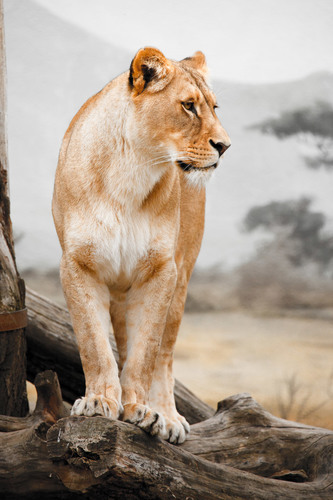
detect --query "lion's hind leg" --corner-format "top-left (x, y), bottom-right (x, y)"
top-left (122, 403), bottom-right (166, 436)
top-left (110, 299), bottom-right (167, 435)
top-left (110, 299), bottom-right (127, 375)
top-left (119, 258), bottom-right (177, 439)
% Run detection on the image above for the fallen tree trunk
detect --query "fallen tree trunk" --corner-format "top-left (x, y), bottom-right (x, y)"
top-left (25, 287), bottom-right (214, 424)
top-left (1, 371), bottom-right (332, 499)
top-left (0, 371), bottom-right (70, 498)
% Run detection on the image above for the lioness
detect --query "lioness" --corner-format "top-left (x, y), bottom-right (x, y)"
top-left (52, 48), bottom-right (230, 444)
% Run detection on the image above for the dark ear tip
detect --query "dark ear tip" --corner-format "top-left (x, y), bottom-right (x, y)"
top-left (141, 64), bottom-right (157, 86)
top-left (128, 47), bottom-right (172, 94)
top-left (128, 61), bottom-right (157, 89)
top-left (129, 59), bottom-right (134, 87)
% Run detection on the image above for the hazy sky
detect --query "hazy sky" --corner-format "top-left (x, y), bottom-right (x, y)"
top-left (34, 0), bottom-right (333, 83)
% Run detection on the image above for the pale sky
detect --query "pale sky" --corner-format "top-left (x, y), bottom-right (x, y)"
top-left (34, 0), bottom-right (333, 83)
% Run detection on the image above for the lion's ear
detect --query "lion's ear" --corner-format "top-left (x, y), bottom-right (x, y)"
top-left (181, 51), bottom-right (208, 78)
top-left (129, 47), bottom-right (174, 95)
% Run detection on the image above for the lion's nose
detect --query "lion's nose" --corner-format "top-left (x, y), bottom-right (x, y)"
top-left (209, 139), bottom-right (230, 157)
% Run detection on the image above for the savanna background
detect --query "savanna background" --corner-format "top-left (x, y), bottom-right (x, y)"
top-left (4, 0), bottom-right (333, 428)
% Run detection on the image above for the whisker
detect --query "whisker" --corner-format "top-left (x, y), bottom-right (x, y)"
top-left (128, 147), bottom-right (214, 172)
top-left (133, 154), bottom-right (173, 170)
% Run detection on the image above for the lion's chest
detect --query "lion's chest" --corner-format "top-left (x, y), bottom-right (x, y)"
top-left (88, 205), bottom-right (153, 286)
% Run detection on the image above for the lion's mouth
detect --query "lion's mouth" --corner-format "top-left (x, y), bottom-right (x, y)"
top-left (177, 160), bottom-right (218, 172)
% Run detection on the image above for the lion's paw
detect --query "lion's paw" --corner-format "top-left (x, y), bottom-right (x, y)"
top-left (71, 395), bottom-right (121, 419)
top-left (122, 403), bottom-right (166, 437)
top-left (163, 414), bottom-right (190, 444)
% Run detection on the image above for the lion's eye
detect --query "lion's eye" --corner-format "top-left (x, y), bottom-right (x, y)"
top-left (182, 101), bottom-right (197, 115)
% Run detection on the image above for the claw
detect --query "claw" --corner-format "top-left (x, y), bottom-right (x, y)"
top-left (71, 395), bottom-right (120, 419)
top-left (122, 403), bottom-right (166, 438)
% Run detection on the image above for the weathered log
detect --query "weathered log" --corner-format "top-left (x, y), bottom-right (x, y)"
top-left (0, 0), bottom-right (27, 417)
top-left (0, 370), bottom-right (68, 432)
top-left (25, 287), bottom-right (214, 424)
top-left (1, 374), bottom-right (332, 499)
top-left (0, 371), bottom-right (70, 498)
top-left (47, 403), bottom-right (333, 500)
top-left (183, 393), bottom-right (333, 482)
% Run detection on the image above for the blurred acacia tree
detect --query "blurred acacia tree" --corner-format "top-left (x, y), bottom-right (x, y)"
top-left (236, 197), bottom-right (333, 309)
top-left (244, 197), bottom-right (333, 272)
top-left (237, 102), bottom-right (333, 309)
top-left (250, 101), bottom-right (333, 169)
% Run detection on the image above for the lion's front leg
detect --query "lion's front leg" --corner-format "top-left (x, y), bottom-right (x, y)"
top-left (149, 271), bottom-right (191, 444)
top-left (60, 256), bottom-right (122, 419)
top-left (149, 361), bottom-right (190, 444)
top-left (120, 259), bottom-right (177, 439)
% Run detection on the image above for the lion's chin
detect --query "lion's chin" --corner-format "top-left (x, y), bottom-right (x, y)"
top-left (183, 166), bottom-right (215, 189)
top-left (176, 160), bottom-right (216, 189)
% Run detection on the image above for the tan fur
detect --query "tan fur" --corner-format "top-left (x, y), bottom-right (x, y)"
top-left (52, 48), bottom-right (230, 444)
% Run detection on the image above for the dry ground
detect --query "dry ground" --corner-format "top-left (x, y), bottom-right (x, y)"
top-left (175, 311), bottom-right (333, 429)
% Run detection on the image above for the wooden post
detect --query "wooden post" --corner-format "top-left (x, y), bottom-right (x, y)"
top-left (0, 0), bottom-right (28, 416)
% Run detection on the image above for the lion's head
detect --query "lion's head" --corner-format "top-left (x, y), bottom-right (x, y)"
top-left (127, 47), bottom-right (231, 188)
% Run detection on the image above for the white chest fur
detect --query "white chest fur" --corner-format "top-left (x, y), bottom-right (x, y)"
top-left (104, 207), bottom-right (151, 280)
top-left (69, 200), bottom-right (157, 290)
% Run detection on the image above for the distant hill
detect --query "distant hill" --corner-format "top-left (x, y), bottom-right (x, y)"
top-left (5, 0), bottom-right (131, 269)
top-left (4, 0), bottom-right (333, 272)
top-left (215, 71), bottom-right (333, 128)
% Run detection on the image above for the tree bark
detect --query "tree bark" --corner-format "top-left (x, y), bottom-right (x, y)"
top-left (0, 0), bottom-right (28, 417)
top-left (25, 287), bottom-right (214, 425)
top-left (1, 371), bottom-right (332, 499)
